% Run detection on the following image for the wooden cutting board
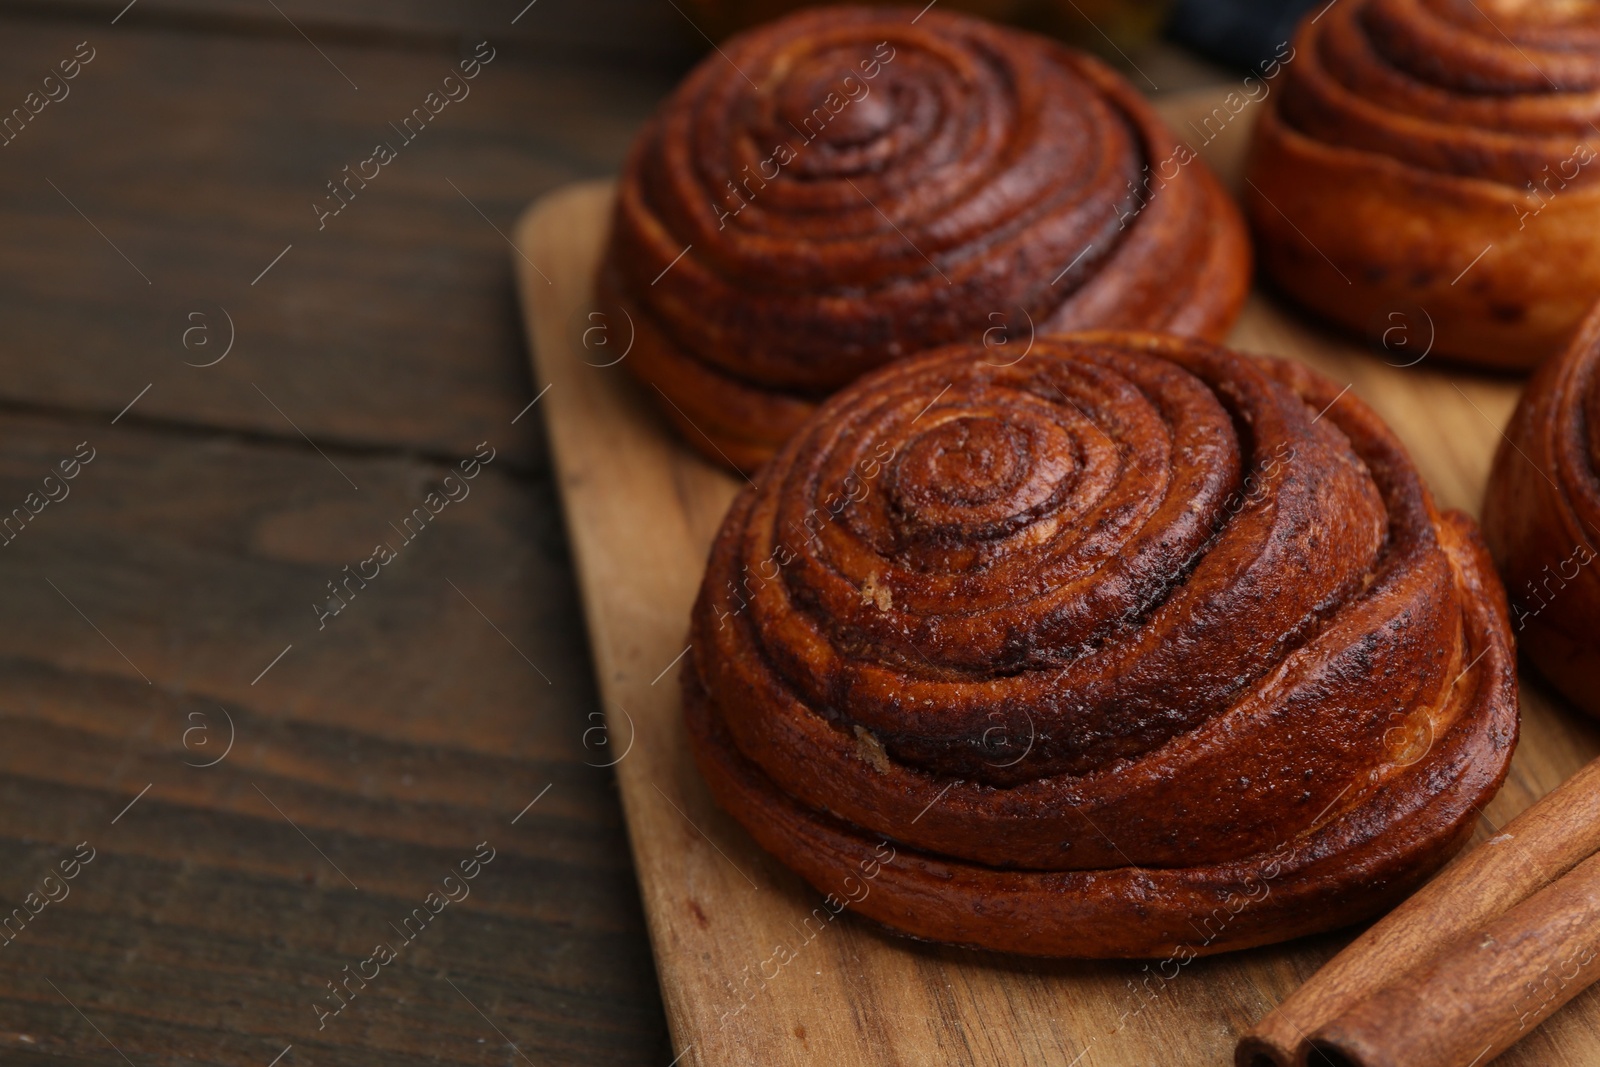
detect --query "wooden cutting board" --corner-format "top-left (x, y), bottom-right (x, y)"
top-left (511, 90), bottom-right (1600, 1066)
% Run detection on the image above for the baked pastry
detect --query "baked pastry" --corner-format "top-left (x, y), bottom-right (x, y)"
top-left (684, 332), bottom-right (1516, 958)
top-left (1483, 301), bottom-right (1600, 717)
top-left (1245, 0), bottom-right (1600, 370)
top-left (603, 6), bottom-right (1250, 473)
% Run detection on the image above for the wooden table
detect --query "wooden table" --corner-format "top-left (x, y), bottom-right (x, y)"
top-left (0, 3), bottom-right (1233, 1063)
top-left (0, 3), bottom-right (691, 1063)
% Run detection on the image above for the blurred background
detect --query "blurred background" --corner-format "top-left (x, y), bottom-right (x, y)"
top-left (0, 1), bottom-right (1302, 1064)
top-left (691, 0), bottom-right (1317, 69)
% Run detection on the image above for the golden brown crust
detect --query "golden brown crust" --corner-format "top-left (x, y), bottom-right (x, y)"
top-left (684, 332), bottom-right (1516, 958)
top-left (606, 5), bottom-right (1250, 473)
top-left (1245, 0), bottom-right (1600, 369)
top-left (1483, 299), bottom-right (1600, 716)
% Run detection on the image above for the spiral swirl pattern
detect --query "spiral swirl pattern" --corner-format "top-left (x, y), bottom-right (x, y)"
top-left (604, 5), bottom-right (1250, 472)
top-left (1245, 0), bottom-right (1600, 368)
top-left (685, 333), bottom-right (1516, 958)
top-left (1484, 299), bottom-right (1600, 717)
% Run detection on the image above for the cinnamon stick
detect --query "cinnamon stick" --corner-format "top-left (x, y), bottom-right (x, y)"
top-left (1237, 755), bottom-right (1600, 1067)
top-left (1307, 850), bottom-right (1600, 1067)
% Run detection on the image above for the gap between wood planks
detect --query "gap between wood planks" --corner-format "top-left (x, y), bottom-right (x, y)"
top-left (0, 391), bottom-right (554, 481)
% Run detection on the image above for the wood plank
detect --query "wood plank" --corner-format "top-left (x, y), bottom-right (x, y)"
top-left (0, 17), bottom-right (674, 466)
top-left (514, 89), bottom-right (1600, 1065)
top-left (5, 0), bottom-right (697, 64)
top-left (0, 412), bottom-right (668, 1065)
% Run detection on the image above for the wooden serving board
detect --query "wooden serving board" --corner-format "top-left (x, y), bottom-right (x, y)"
top-left (511, 91), bottom-right (1600, 1066)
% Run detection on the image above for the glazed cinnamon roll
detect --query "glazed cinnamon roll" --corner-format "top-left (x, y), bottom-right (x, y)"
top-left (1245, 0), bottom-right (1600, 369)
top-left (684, 333), bottom-right (1516, 958)
top-left (1483, 301), bottom-right (1600, 717)
top-left (604, 6), bottom-right (1250, 473)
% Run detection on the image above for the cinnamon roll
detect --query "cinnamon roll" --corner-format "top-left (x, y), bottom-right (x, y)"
top-left (603, 6), bottom-right (1250, 473)
top-left (1483, 300), bottom-right (1600, 717)
top-left (684, 333), bottom-right (1516, 958)
top-left (1245, 0), bottom-right (1600, 369)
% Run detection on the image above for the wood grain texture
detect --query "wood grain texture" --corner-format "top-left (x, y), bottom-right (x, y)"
top-left (6, 0), bottom-right (698, 62)
top-left (514, 89), bottom-right (1600, 1066)
top-left (0, 14), bottom-right (675, 466)
top-left (0, 10), bottom-right (691, 1063)
top-left (0, 413), bottom-right (669, 1065)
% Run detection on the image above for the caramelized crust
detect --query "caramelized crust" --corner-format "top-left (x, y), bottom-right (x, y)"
top-left (1484, 299), bottom-right (1600, 716)
top-left (685, 333), bottom-right (1516, 957)
top-left (605, 6), bottom-right (1250, 473)
top-left (1245, 0), bottom-right (1600, 369)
